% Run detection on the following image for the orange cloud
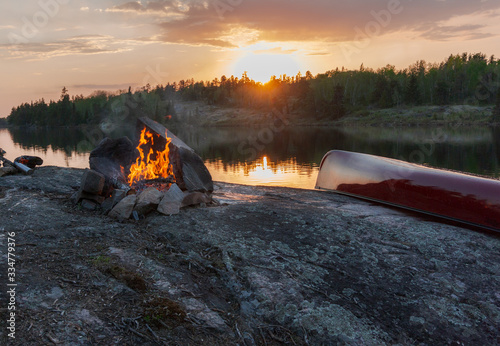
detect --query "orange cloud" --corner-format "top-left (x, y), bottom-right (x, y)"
top-left (150, 0), bottom-right (500, 47)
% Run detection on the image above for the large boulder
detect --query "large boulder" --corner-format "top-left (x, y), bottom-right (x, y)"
top-left (89, 137), bottom-right (136, 191)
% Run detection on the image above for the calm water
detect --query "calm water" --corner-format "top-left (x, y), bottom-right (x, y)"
top-left (1, 125), bottom-right (499, 189)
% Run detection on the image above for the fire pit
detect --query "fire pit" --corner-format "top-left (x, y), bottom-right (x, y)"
top-left (72, 117), bottom-right (214, 219)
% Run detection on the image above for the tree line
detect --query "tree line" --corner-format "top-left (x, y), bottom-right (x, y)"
top-left (7, 52), bottom-right (500, 126)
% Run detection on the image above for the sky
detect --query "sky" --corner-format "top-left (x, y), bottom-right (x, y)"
top-left (1, 0), bottom-right (499, 117)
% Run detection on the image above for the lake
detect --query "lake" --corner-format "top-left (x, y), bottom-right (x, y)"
top-left (1, 125), bottom-right (499, 189)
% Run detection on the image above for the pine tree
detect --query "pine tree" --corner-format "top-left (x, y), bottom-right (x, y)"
top-left (434, 80), bottom-right (449, 105)
top-left (405, 74), bottom-right (421, 105)
top-left (330, 85), bottom-right (346, 119)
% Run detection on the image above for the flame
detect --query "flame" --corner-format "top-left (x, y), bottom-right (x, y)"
top-left (127, 127), bottom-right (175, 186)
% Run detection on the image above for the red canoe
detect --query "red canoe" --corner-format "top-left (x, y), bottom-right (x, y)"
top-left (315, 150), bottom-right (500, 232)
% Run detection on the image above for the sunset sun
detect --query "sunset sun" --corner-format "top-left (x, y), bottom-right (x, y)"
top-left (232, 52), bottom-right (302, 83)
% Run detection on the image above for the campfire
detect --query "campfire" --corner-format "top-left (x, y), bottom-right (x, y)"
top-left (72, 117), bottom-right (214, 219)
top-left (125, 127), bottom-right (175, 192)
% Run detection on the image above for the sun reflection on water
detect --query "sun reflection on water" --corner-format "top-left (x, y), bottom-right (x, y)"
top-left (205, 156), bottom-right (319, 189)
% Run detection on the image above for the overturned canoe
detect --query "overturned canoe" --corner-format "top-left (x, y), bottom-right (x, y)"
top-left (315, 150), bottom-right (500, 232)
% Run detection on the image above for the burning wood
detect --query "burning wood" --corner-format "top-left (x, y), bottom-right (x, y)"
top-left (126, 127), bottom-right (175, 188)
top-left (136, 117), bottom-right (213, 193)
top-left (82, 117), bottom-right (214, 219)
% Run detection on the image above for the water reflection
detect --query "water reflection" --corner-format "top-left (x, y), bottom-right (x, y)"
top-left (0, 128), bottom-right (89, 168)
top-left (206, 156), bottom-right (318, 188)
top-left (1, 125), bottom-right (499, 189)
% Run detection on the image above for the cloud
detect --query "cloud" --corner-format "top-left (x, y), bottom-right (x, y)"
top-left (106, 0), bottom-right (181, 15)
top-left (158, 17), bottom-right (240, 47)
top-left (149, 0), bottom-right (500, 47)
top-left (306, 52), bottom-right (332, 56)
top-left (3, 35), bottom-right (132, 60)
top-left (419, 24), bottom-right (496, 41)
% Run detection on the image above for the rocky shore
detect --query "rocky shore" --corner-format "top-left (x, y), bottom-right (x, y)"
top-left (1, 167), bottom-right (499, 345)
top-left (170, 101), bottom-right (496, 127)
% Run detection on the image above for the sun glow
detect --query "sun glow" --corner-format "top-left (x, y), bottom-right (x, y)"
top-left (232, 52), bottom-right (301, 84)
top-left (204, 156), bottom-right (319, 189)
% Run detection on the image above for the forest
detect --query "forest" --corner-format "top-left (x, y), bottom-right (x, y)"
top-left (6, 52), bottom-right (500, 126)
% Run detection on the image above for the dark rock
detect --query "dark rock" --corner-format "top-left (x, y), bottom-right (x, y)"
top-left (0, 166), bottom-right (83, 194)
top-left (137, 117), bottom-right (213, 192)
top-left (157, 183), bottom-right (184, 215)
top-left (109, 195), bottom-right (137, 219)
top-left (134, 187), bottom-right (164, 215)
top-left (80, 169), bottom-right (105, 195)
top-left (81, 199), bottom-right (98, 211)
top-left (101, 197), bottom-right (114, 215)
top-left (112, 188), bottom-right (128, 202)
top-left (71, 189), bottom-right (105, 205)
top-left (181, 192), bottom-right (212, 208)
top-left (89, 137), bottom-right (136, 191)
top-left (101, 188), bottom-right (128, 214)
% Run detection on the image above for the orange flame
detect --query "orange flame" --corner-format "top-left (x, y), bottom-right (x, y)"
top-left (127, 127), bottom-right (175, 186)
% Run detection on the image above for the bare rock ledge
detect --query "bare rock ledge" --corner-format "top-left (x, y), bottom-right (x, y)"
top-left (0, 166), bottom-right (499, 345)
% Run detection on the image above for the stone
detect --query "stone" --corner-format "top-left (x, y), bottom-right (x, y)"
top-left (158, 183), bottom-right (184, 215)
top-left (158, 201), bottom-right (180, 216)
top-left (71, 189), bottom-right (105, 205)
top-left (81, 199), bottom-right (98, 211)
top-left (137, 117), bottom-right (213, 192)
top-left (134, 187), bottom-right (164, 215)
top-left (89, 137), bottom-right (136, 193)
top-left (101, 198), bottom-right (114, 215)
top-left (181, 192), bottom-right (212, 208)
top-left (109, 195), bottom-right (137, 220)
top-left (80, 169), bottom-right (105, 195)
top-left (101, 189), bottom-right (128, 215)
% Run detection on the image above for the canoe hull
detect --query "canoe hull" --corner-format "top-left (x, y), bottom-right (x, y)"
top-left (315, 150), bottom-right (500, 232)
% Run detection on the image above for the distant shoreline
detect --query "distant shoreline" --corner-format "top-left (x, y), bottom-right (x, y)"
top-left (169, 102), bottom-right (498, 127)
top-left (2, 103), bottom-right (498, 129)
